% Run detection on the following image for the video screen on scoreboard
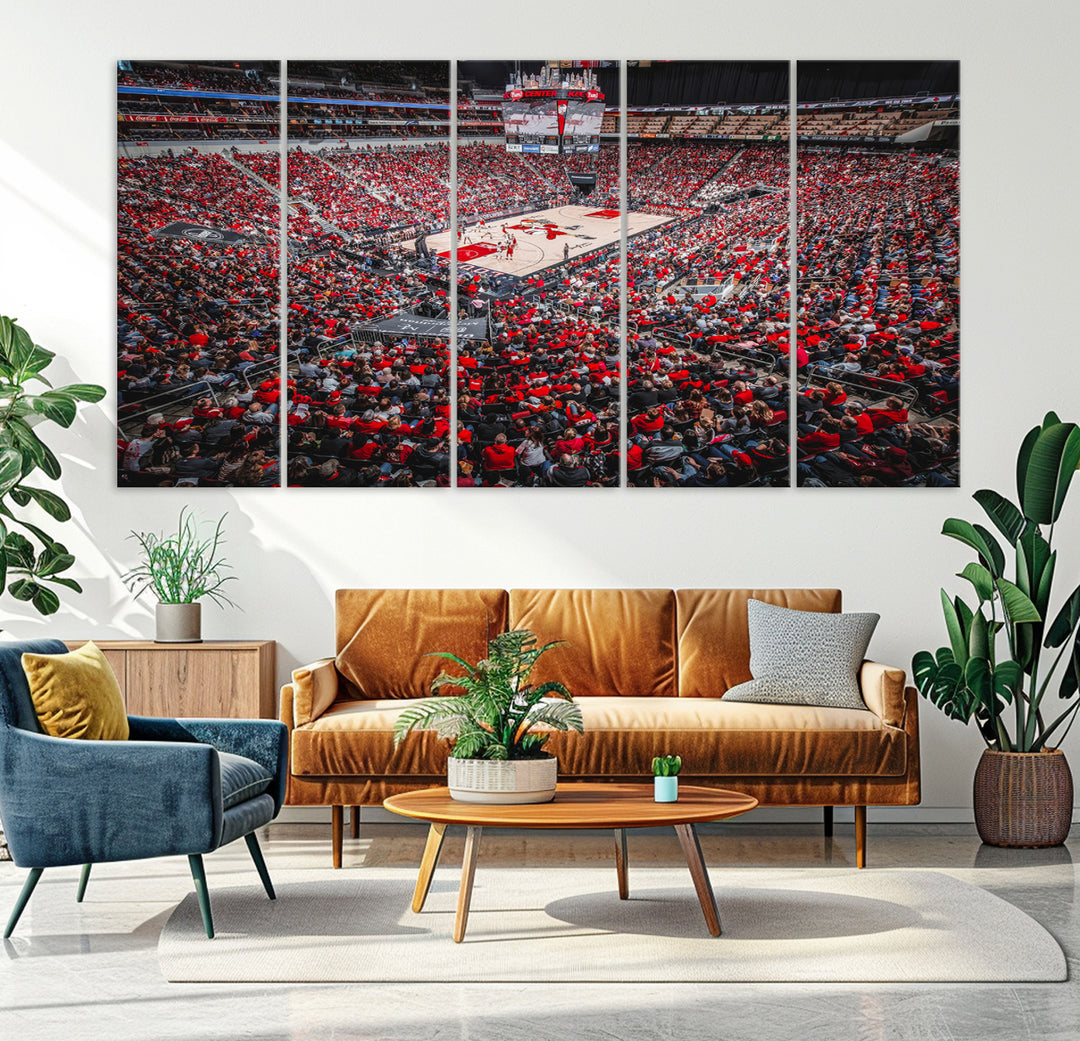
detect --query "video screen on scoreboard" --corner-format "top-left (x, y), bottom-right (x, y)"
top-left (564, 99), bottom-right (604, 138)
top-left (504, 96), bottom-right (559, 138)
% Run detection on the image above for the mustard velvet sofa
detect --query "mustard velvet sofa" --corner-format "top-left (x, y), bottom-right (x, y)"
top-left (280, 588), bottom-right (920, 867)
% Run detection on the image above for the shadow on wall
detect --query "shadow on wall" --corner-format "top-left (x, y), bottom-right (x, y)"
top-left (1, 350), bottom-right (332, 688)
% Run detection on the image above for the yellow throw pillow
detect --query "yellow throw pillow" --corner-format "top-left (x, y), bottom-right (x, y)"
top-left (21, 641), bottom-right (129, 741)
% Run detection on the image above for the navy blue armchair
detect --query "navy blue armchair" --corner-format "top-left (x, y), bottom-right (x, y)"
top-left (0, 639), bottom-right (288, 939)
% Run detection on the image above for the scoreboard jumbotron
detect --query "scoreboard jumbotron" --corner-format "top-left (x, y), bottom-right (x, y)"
top-left (504, 87), bottom-right (604, 155)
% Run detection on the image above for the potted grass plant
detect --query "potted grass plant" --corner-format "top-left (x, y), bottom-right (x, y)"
top-left (393, 629), bottom-right (583, 803)
top-left (125, 508), bottom-right (237, 643)
top-left (913, 411), bottom-right (1080, 847)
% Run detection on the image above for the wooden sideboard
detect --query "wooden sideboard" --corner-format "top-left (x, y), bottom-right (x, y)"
top-left (63, 640), bottom-right (276, 719)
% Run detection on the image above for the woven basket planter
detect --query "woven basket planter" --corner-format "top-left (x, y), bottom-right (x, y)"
top-left (973, 748), bottom-right (1073, 848)
top-left (447, 756), bottom-right (558, 804)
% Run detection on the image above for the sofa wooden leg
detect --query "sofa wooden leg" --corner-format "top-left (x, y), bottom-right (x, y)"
top-left (823, 806), bottom-right (834, 838)
top-left (854, 805), bottom-right (867, 868)
top-left (332, 805), bottom-right (344, 869)
top-left (350, 806), bottom-right (361, 839)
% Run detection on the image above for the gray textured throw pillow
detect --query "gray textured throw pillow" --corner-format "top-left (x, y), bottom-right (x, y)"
top-left (722, 599), bottom-right (879, 710)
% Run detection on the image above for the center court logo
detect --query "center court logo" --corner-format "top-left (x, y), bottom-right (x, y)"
top-left (182, 227), bottom-right (226, 242)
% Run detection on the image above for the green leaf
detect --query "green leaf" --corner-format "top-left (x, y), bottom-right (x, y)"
top-left (54, 383), bottom-right (106, 403)
top-left (44, 575), bottom-right (82, 592)
top-left (8, 578), bottom-right (38, 601)
top-left (1016, 526), bottom-right (1051, 602)
top-left (1016, 423), bottom-right (1042, 512)
top-left (942, 518), bottom-right (1005, 577)
top-left (7, 324), bottom-right (49, 374)
top-left (964, 656), bottom-right (992, 705)
top-left (941, 589), bottom-right (969, 668)
top-left (30, 586), bottom-right (60, 615)
top-left (18, 486), bottom-right (71, 522)
top-left (36, 550), bottom-right (74, 577)
top-left (912, 649), bottom-right (940, 696)
top-left (0, 447), bottom-right (22, 497)
top-left (996, 578), bottom-right (1042, 625)
top-left (1045, 582), bottom-right (1080, 648)
top-left (6, 418), bottom-right (61, 480)
top-left (3, 532), bottom-right (34, 569)
top-left (973, 489), bottom-right (1028, 543)
top-left (957, 562), bottom-right (994, 602)
top-left (968, 611), bottom-right (990, 660)
top-left (1059, 636), bottom-right (1079, 701)
top-left (31, 392), bottom-right (77, 428)
top-left (1020, 420), bottom-right (1080, 524)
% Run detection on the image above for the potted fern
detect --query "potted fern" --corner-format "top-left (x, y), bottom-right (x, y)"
top-left (125, 508), bottom-right (237, 643)
top-left (913, 411), bottom-right (1080, 847)
top-left (393, 629), bottom-right (583, 803)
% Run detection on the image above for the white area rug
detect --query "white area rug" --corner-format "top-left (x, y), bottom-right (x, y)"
top-left (158, 867), bottom-right (1066, 983)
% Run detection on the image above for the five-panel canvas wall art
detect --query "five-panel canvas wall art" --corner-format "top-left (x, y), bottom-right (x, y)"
top-left (117, 60), bottom-right (959, 489)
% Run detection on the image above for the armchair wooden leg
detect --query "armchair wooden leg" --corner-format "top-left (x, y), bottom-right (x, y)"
top-left (332, 805), bottom-right (344, 869)
top-left (855, 805), bottom-right (867, 868)
top-left (823, 806), bottom-right (834, 838)
top-left (4, 868), bottom-right (43, 939)
top-left (244, 833), bottom-right (276, 900)
top-left (351, 806), bottom-right (361, 839)
top-left (76, 864), bottom-right (92, 903)
top-left (188, 854), bottom-right (214, 939)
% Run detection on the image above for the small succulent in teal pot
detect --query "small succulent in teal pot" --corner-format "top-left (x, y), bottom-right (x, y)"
top-left (652, 754), bottom-right (682, 802)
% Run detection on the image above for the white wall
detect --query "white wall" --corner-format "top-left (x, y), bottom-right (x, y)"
top-left (2, 0), bottom-right (1078, 819)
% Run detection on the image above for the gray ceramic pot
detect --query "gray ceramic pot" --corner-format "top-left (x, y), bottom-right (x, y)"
top-left (155, 602), bottom-right (202, 643)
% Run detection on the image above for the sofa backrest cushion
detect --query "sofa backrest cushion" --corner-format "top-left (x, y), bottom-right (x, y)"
top-left (509, 589), bottom-right (677, 698)
top-left (335, 589), bottom-right (508, 699)
top-left (676, 588), bottom-right (842, 697)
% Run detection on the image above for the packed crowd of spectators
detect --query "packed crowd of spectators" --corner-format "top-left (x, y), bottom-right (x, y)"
top-left (117, 145), bottom-right (281, 486)
top-left (793, 149), bottom-right (959, 485)
top-left (116, 70), bottom-right (958, 491)
top-left (455, 308), bottom-right (620, 487)
top-left (283, 336), bottom-right (451, 486)
top-left (119, 62), bottom-right (274, 94)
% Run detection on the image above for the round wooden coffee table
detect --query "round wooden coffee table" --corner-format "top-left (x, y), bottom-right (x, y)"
top-left (383, 782), bottom-right (758, 942)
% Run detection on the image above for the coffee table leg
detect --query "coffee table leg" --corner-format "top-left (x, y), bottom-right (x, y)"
top-left (412, 822), bottom-right (448, 913)
top-left (614, 829), bottom-right (629, 899)
top-left (674, 823), bottom-right (721, 936)
top-left (454, 825), bottom-right (483, 943)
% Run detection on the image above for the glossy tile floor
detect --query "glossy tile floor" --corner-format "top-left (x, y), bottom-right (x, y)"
top-left (1, 821), bottom-right (1077, 1041)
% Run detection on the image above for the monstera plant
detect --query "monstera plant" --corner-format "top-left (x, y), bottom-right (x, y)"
top-left (913, 411), bottom-right (1080, 847)
top-left (0, 315), bottom-right (106, 617)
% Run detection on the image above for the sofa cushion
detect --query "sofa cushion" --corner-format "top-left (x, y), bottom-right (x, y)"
top-left (291, 658), bottom-right (339, 725)
top-left (509, 589), bottom-right (676, 698)
top-left (676, 588), bottom-right (842, 697)
top-left (219, 750), bottom-right (274, 810)
top-left (21, 641), bottom-right (129, 741)
top-left (290, 696), bottom-right (905, 780)
top-left (723, 599), bottom-right (878, 710)
top-left (335, 589), bottom-right (508, 699)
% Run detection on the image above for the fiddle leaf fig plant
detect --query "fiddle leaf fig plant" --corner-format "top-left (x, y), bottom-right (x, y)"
top-left (913, 411), bottom-right (1080, 753)
top-left (0, 316), bottom-right (106, 617)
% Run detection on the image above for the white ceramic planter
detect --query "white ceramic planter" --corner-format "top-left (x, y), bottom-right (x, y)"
top-left (654, 776), bottom-right (679, 802)
top-left (155, 602), bottom-right (202, 643)
top-left (447, 756), bottom-right (558, 804)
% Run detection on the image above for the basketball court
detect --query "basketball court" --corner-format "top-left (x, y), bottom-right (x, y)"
top-left (405, 205), bottom-right (676, 278)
